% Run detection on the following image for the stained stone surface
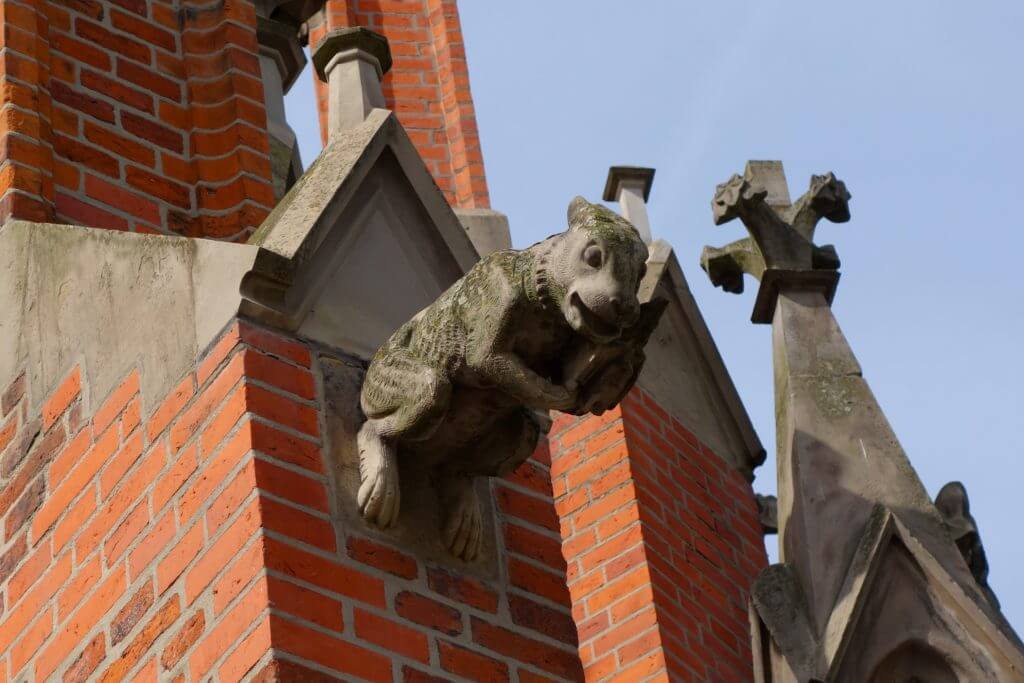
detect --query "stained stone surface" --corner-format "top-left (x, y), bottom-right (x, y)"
top-left (356, 197), bottom-right (665, 560)
top-left (320, 354), bottom-right (500, 577)
top-left (706, 161), bottom-right (1024, 682)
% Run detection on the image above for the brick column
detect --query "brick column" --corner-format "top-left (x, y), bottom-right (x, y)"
top-left (0, 0), bottom-right (276, 238)
top-left (308, 0), bottom-right (490, 209)
top-left (550, 390), bottom-right (768, 681)
top-left (0, 319), bottom-right (587, 680)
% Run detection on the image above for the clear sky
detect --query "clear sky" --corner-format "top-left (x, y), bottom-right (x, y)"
top-left (286, 1), bottom-right (1024, 631)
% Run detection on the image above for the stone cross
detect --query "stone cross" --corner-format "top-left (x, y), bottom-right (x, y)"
top-left (700, 160), bottom-right (849, 322)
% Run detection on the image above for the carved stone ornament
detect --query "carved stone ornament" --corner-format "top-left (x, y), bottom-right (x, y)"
top-left (357, 197), bottom-right (667, 559)
top-left (700, 163), bottom-right (850, 322)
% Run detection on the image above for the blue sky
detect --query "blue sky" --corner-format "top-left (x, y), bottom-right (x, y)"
top-left (286, 1), bottom-right (1024, 630)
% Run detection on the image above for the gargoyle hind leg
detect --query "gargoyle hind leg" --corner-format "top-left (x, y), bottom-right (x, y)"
top-left (436, 410), bottom-right (542, 561)
top-left (358, 348), bottom-right (452, 529)
top-left (436, 474), bottom-right (483, 562)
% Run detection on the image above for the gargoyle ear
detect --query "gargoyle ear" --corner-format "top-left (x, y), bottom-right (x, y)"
top-left (567, 196), bottom-right (591, 229)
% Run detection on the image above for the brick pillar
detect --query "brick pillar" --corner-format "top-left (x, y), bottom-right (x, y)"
top-left (550, 390), bottom-right (768, 681)
top-left (0, 320), bottom-right (586, 680)
top-left (308, 0), bottom-right (490, 209)
top-left (0, 0), bottom-right (276, 238)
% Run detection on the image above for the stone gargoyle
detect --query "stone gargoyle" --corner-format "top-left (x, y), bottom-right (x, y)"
top-left (357, 197), bottom-right (666, 560)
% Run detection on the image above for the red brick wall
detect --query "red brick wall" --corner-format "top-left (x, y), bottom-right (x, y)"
top-left (0, 0), bottom-right (275, 238)
top-left (308, 0), bottom-right (490, 209)
top-left (0, 320), bottom-right (583, 681)
top-left (549, 390), bottom-right (767, 681)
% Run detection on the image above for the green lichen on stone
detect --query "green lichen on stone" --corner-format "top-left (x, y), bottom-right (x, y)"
top-left (813, 374), bottom-right (857, 418)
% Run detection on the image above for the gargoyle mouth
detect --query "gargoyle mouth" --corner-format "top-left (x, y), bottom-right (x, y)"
top-left (570, 292), bottom-right (620, 341)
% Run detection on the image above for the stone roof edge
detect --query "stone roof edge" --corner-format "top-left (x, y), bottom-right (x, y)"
top-left (242, 108), bottom-right (479, 321)
top-left (642, 239), bottom-right (766, 479)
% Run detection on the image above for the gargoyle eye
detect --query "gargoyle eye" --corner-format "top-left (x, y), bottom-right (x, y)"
top-left (583, 245), bottom-right (603, 268)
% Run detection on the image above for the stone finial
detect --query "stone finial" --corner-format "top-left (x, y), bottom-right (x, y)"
top-left (700, 160), bottom-right (850, 322)
top-left (313, 27), bottom-right (392, 135)
top-left (603, 166), bottom-right (655, 243)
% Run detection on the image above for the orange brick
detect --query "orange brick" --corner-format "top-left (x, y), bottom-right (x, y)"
top-left (184, 497), bottom-right (261, 604)
top-left (147, 375), bottom-right (195, 441)
top-left (47, 425), bottom-right (92, 488)
top-left (32, 422), bottom-right (118, 539)
top-left (63, 632), bottom-right (105, 683)
top-left (8, 537), bottom-right (51, 604)
top-left (238, 324), bottom-right (311, 367)
top-left (438, 640), bottom-right (508, 682)
top-left (242, 349), bottom-right (315, 400)
top-left (211, 535), bottom-right (263, 614)
top-left (189, 577), bottom-right (268, 680)
top-left (355, 608), bottom-right (429, 663)
top-left (152, 443), bottom-right (196, 514)
top-left (42, 366), bottom-right (80, 429)
top-left (104, 500), bottom-right (149, 566)
top-left (264, 537), bottom-right (386, 608)
top-left (129, 509), bottom-right (175, 580)
top-left (206, 460), bottom-right (257, 533)
top-left (471, 617), bottom-right (582, 681)
top-left (249, 420), bottom-right (322, 473)
top-left (157, 522), bottom-right (203, 594)
top-left (0, 551), bottom-right (70, 652)
top-left (99, 428), bottom-right (144, 497)
top-left (252, 457), bottom-right (328, 512)
top-left (76, 443), bottom-right (163, 559)
top-left (243, 383), bottom-right (319, 438)
top-left (53, 485), bottom-right (97, 557)
top-left (268, 614), bottom-right (391, 682)
top-left (97, 597), bottom-right (181, 683)
top-left (168, 352), bottom-right (244, 452)
top-left (161, 610), bottom-right (205, 669)
top-left (177, 420), bottom-right (252, 525)
top-left (58, 552), bottom-right (101, 619)
top-left (427, 567), bottom-right (498, 614)
top-left (198, 382), bottom-right (245, 457)
top-left (38, 564), bottom-right (126, 680)
top-left (195, 323), bottom-right (241, 385)
top-left (216, 616), bottom-right (271, 682)
top-left (267, 576), bottom-right (343, 632)
top-left (346, 536), bottom-right (417, 580)
top-left (11, 606), bottom-right (54, 676)
top-left (259, 495), bottom-right (335, 552)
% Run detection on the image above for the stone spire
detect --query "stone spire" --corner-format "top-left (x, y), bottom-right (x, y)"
top-left (702, 161), bottom-right (1024, 681)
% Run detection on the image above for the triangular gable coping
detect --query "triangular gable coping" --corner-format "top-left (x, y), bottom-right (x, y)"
top-left (639, 239), bottom-right (765, 480)
top-left (753, 504), bottom-right (1024, 681)
top-left (826, 507), bottom-right (1024, 679)
top-left (239, 108), bottom-right (479, 337)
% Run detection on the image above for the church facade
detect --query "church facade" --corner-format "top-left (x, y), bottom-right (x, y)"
top-left (0, 1), bottom-right (1016, 681)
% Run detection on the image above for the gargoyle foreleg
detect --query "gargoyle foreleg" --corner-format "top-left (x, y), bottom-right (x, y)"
top-left (469, 352), bottom-right (575, 411)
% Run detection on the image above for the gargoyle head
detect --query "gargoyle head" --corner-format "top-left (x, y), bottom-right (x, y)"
top-left (806, 172), bottom-right (852, 224)
top-left (548, 197), bottom-right (649, 343)
top-left (712, 174), bottom-right (768, 226)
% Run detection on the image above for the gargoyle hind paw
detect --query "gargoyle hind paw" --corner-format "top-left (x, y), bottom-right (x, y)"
top-left (442, 485), bottom-right (483, 562)
top-left (357, 426), bottom-right (401, 528)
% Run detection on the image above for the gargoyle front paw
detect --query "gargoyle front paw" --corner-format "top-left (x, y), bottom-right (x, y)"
top-left (442, 482), bottom-right (482, 562)
top-left (357, 423), bottom-right (400, 528)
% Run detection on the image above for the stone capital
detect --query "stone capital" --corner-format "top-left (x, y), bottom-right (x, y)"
top-left (313, 27), bottom-right (393, 82)
top-left (602, 166), bottom-right (655, 203)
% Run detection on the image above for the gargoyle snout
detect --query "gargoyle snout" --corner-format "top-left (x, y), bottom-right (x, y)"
top-left (610, 295), bottom-right (640, 326)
